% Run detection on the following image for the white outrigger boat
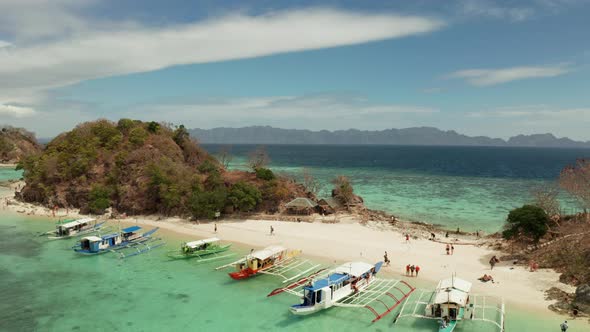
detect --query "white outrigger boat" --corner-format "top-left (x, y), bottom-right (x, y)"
top-left (43, 218), bottom-right (106, 240)
top-left (394, 276), bottom-right (505, 332)
top-left (73, 226), bottom-right (165, 258)
top-left (268, 261), bottom-right (415, 322)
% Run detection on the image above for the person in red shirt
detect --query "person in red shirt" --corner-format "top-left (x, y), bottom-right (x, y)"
top-left (415, 265), bottom-right (420, 277)
top-left (406, 264), bottom-right (410, 276)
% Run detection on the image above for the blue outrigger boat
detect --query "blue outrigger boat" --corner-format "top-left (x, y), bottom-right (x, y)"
top-left (74, 226), bottom-right (164, 258)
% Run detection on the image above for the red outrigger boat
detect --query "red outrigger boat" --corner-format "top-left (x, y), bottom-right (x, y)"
top-left (216, 245), bottom-right (319, 281)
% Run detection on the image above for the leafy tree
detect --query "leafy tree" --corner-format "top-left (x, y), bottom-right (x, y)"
top-left (88, 184), bottom-right (111, 214)
top-left (198, 159), bottom-right (219, 174)
top-left (503, 205), bottom-right (550, 243)
top-left (173, 124), bottom-right (189, 146)
top-left (189, 185), bottom-right (227, 219)
top-left (332, 175), bottom-right (354, 207)
top-left (117, 118), bottom-right (136, 134)
top-left (228, 181), bottom-right (262, 212)
top-left (0, 137), bottom-right (14, 159)
top-left (129, 126), bottom-right (148, 147)
top-left (147, 121), bottom-right (161, 133)
top-left (255, 167), bottom-right (275, 181)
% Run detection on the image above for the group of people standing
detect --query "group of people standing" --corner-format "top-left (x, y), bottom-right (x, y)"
top-left (405, 264), bottom-right (420, 277)
top-left (445, 243), bottom-right (455, 255)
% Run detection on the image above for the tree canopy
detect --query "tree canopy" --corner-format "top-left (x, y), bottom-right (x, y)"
top-left (503, 205), bottom-right (550, 243)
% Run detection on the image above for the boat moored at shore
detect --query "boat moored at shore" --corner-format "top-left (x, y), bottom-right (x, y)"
top-left (167, 237), bottom-right (232, 261)
top-left (73, 226), bottom-right (164, 257)
top-left (44, 218), bottom-right (105, 240)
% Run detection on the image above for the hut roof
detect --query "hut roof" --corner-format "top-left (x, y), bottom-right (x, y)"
top-left (285, 197), bottom-right (317, 209)
top-left (318, 197), bottom-right (342, 209)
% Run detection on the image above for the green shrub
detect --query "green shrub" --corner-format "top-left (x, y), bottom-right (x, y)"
top-left (189, 186), bottom-right (227, 219)
top-left (88, 185), bottom-right (111, 214)
top-left (503, 205), bottom-right (549, 243)
top-left (255, 167), bottom-right (275, 181)
top-left (228, 181), bottom-right (262, 212)
top-left (198, 159), bottom-right (219, 174)
top-left (147, 121), bottom-right (160, 133)
top-left (129, 126), bottom-right (148, 147)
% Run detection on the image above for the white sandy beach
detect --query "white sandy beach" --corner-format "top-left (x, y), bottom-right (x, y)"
top-left (0, 182), bottom-right (575, 313)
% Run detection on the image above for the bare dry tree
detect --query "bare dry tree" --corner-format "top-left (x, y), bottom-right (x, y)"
top-left (217, 145), bottom-right (233, 169)
top-left (332, 175), bottom-right (354, 208)
top-left (247, 145), bottom-right (270, 170)
top-left (530, 183), bottom-right (561, 226)
top-left (302, 167), bottom-right (322, 195)
top-left (560, 159), bottom-right (590, 214)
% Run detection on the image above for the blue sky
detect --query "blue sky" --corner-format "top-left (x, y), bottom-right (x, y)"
top-left (0, 0), bottom-right (589, 139)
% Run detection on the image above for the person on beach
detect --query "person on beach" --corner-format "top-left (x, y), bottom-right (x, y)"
top-left (478, 274), bottom-right (494, 283)
top-left (476, 230), bottom-right (480, 238)
top-left (451, 244), bottom-right (454, 255)
top-left (405, 234), bottom-right (410, 244)
top-left (415, 265), bottom-right (420, 277)
top-left (214, 223), bottom-right (217, 233)
top-left (430, 232), bottom-right (436, 240)
top-left (410, 265), bottom-right (415, 277)
top-left (560, 320), bottom-right (568, 331)
top-left (384, 251), bottom-right (390, 266)
top-left (445, 231), bottom-right (449, 238)
top-left (446, 244), bottom-right (450, 255)
top-left (406, 264), bottom-right (410, 276)
top-left (270, 226), bottom-right (274, 236)
top-left (489, 255), bottom-right (499, 270)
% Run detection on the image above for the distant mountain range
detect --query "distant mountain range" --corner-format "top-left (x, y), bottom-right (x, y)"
top-left (189, 126), bottom-right (590, 148)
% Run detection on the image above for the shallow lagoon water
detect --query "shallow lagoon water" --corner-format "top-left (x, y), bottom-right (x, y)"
top-left (1, 213), bottom-right (587, 332)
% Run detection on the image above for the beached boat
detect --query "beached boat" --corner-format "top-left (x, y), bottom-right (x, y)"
top-left (394, 276), bottom-right (505, 332)
top-left (43, 218), bottom-right (105, 240)
top-left (73, 226), bottom-right (164, 258)
top-left (216, 245), bottom-right (320, 282)
top-left (268, 261), bottom-right (415, 322)
top-left (167, 237), bottom-right (232, 261)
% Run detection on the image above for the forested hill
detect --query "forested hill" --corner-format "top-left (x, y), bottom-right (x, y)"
top-left (190, 126), bottom-right (590, 148)
top-left (17, 119), bottom-right (307, 217)
top-left (0, 126), bottom-right (42, 163)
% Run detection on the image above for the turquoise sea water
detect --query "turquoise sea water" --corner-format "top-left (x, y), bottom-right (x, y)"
top-left (1, 212), bottom-right (587, 332)
top-left (0, 166), bottom-right (22, 182)
top-left (202, 145), bottom-right (588, 233)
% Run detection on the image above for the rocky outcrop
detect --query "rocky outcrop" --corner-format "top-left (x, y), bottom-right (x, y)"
top-left (575, 284), bottom-right (590, 313)
top-left (0, 126), bottom-right (41, 163)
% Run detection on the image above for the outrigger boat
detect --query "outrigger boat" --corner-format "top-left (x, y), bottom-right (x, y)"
top-left (394, 276), bottom-right (505, 332)
top-left (43, 218), bottom-right (106, 240)
top-left (167, 237), bottom-right (233, 261)
top-left (73, 226), bottom-right (164, 258)
top-left (268, 261), bottom-right (415, 323)
top-left (216, 246), bottom-right (321, 282)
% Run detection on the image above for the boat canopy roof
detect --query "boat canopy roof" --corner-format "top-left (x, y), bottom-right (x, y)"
top-left (433, 288), bottom-right (469, 306)
top-left (58, 218), bottom-right (96, 229)
top-left (436, 277), bottom-right (472, 293)
top-left (102, 233), bottom-right (119, 240)
top-left (185, 238), bottom-right (220, 248)
top-left (332, 262), bottom-right (374, 277)
top-left (81, 236), bottom-right (102, 242)
top-left (251, 246), bottom-right (286, 260)
top-left (304, 273), bottom-right (349, 291)
top-left (122, 226), bottom-right (141, 233)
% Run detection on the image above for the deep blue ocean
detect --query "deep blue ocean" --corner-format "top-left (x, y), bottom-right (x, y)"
top-left (202, 144), bottom-right (589, 232)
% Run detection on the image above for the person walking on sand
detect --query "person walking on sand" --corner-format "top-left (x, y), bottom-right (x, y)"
top-left (270, 225), bottom-right (274, 236)
top-left (415, 265), bottom-right (420, 277)
top-left (406, 264), bottom-right (410, 276)
top-left (384, 251), bottom-right (390, 266)
top-left (405, 234), bottom-right (410, 244)
top-left (489, 255), bottom-right (499, 270)
top-left (214, 223), bottom-right (217, 234)
top-left (445, 244), bottom-right (450, 255)
top-left (560, 320), bottom-right (568, 331)
top-left (451, 244), bottom-right (454, 255)
top-left (410, 265), bottom-right (415, 277)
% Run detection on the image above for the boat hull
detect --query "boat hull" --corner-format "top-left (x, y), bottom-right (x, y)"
top-left (229, 268), bottom-right (259, 280)
top-left (290, 304), bottom-right (323, 316)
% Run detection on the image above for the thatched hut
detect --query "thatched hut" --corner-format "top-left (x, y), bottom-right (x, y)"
top-left (284, 197), bottom-right (317, 215)
top-left (317, 197), bottom-right (342, 215)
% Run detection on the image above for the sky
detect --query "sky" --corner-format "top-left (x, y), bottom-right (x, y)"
top-left (0, 0), bottom-right (589, 140)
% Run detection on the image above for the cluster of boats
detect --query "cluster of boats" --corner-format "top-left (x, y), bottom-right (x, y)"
top-left (41, 218), bottom-right (505, 331)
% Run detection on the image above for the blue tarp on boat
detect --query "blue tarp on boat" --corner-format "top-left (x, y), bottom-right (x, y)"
top-left (304, 273), bottom-right (349, 291)
top-left (122, 226), bottom-right (141, 233)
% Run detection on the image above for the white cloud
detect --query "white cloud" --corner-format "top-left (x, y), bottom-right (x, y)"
top-left (448, 64), bottom-right (571, 86)
top-left (118, 94), bottom-right (439, 131)
top-left (457, 0), bottom-right (535, 21)
top-left (0, 8), bottom-right (444, 105)
top-left (0, 40), bottom-right (11, 48)
top-left (0, 103), bottom-right (36, 118)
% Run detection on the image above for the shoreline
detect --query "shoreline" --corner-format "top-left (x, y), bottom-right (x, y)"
top-left (0, 181), bottom-right (579, 318)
